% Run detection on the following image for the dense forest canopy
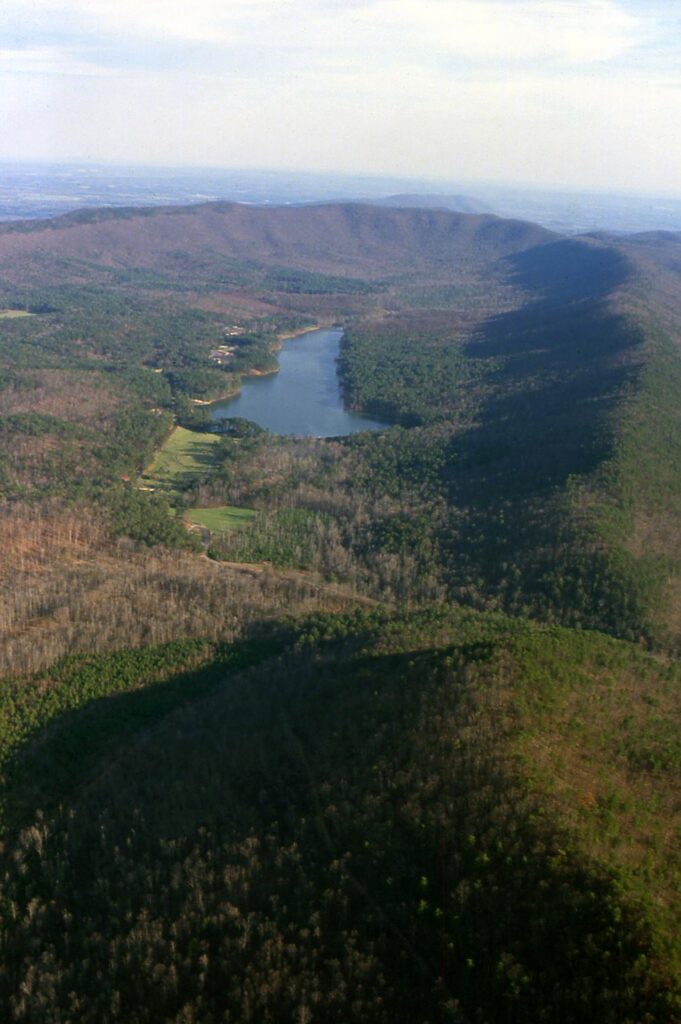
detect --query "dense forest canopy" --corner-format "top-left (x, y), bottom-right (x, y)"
top-left (0, 201), bottom-right (679, 1021)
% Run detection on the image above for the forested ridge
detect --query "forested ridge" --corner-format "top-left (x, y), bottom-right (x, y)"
top-left (0, 202), bottom-right (679, 1020)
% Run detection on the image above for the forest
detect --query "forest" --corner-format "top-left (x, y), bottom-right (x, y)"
top-left (0, 201), bottom-right (679, 1021)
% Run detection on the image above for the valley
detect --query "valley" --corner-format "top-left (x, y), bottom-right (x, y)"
top-left (0, 200), bottom-right (679, 1021)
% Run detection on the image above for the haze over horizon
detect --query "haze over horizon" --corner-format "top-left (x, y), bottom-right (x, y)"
top-left (1, 0), bottom-right (679, 197)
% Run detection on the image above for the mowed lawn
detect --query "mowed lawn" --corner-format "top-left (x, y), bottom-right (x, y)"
top-left (186, 506), bottom-right (257, 532)
top-left (141, 425), bottom-right (221, 495)
top-left (141, 427), bottom-right (256, 532)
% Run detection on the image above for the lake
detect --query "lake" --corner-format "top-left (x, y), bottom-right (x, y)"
top-left (210, 327), bottom-right (388, 437)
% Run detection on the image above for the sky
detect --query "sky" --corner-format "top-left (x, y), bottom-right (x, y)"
top-left (0, 0), bottom-right (680, 195)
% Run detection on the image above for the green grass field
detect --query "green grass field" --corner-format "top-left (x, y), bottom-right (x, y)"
top-left (140, 427), bottom-right (255, 535)
top-left (141, 425), bottom-right (221, 495)
top-left (0, 309), bottom-right (34, 319)
top-left (186, 505), bottom-right (257, 532)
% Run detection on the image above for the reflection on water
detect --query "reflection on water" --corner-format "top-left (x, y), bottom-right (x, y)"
top-left (210, 327), bottom-right (387, 437)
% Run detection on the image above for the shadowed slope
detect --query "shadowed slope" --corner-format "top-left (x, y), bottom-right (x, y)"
top-left (0, 608), bottom-right (677, 1023)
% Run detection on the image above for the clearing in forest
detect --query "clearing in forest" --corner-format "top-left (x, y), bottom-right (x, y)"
top-left (141, 427), bottom-right (256, 534)
top-left (0, 309), bottom-right (34, 319)
top-left (141, 425), bottom-right (221, 496)
top-left (186, 506), bottom-right (256, 533)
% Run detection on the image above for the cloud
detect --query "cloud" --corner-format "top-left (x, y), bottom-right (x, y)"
top-left (354, 1), bottom-right (641, 64)
top-left (3, 49), bottom-right (676, 193)
top-left (0, 0), bottom-right (677, 195)
top-left (0, 46), bottom-right (113, 77)
top-left (2, 0), bottom-right (271, 46)
top-left (2, 0), bottom-right (641, 66)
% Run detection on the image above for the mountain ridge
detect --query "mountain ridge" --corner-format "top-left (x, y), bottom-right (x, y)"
top-left (354, 192), bottom-right (493, 214)
top-left (0, 201), bottom-right (559, 280)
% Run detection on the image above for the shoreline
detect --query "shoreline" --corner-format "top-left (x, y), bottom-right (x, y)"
top-left (273, 322), bottom-right (323, 348)
top-left (190, 365), bottom-right (280, 406)
top-left (191, 323), bottom-right (327, 407)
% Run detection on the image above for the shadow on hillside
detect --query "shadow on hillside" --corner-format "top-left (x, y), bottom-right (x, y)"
top-left (1, 636), bottom-right (671, 1024)
top-left (503, 236), bottom-right (632, 307)
top-left (452, 239), bottom-right (639, 502)
top-left (1, 634), bottom-right (286, 838)
top-left (442, 238), bottom-right (645, 628)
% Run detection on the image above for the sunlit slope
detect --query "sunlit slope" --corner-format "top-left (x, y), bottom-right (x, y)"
top-left (0, 608), bottom-right (677, 1022)
top-left (0, 201), bottom-right (557, 283)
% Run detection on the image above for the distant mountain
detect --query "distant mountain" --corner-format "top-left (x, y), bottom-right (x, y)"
top-left (0, 201), bottom-right (556, 282)
top-left (620, 230), bottom-right (681, 245)
top-left (365, 192), bottom-right (492, 214)
top-left (470, 185), bottom-right (681, 235)
top-left (0, 163), bottom-right (501, 223)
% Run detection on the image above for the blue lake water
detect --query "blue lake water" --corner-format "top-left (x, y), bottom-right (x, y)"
top-left (210, 327), bottom-right (388, 437)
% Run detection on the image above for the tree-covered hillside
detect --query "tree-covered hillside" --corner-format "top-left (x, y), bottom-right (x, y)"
top-left (0, 608), bottom-right (678, 1022)
top-left (0, 204), bottom-right (679, 1019)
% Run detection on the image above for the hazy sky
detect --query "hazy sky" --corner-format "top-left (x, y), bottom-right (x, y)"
top-left (1, 0), bottom-right (679, 194)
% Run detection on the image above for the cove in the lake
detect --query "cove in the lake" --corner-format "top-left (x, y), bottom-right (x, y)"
top-left (210, 327), bottom-right (388, 437)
